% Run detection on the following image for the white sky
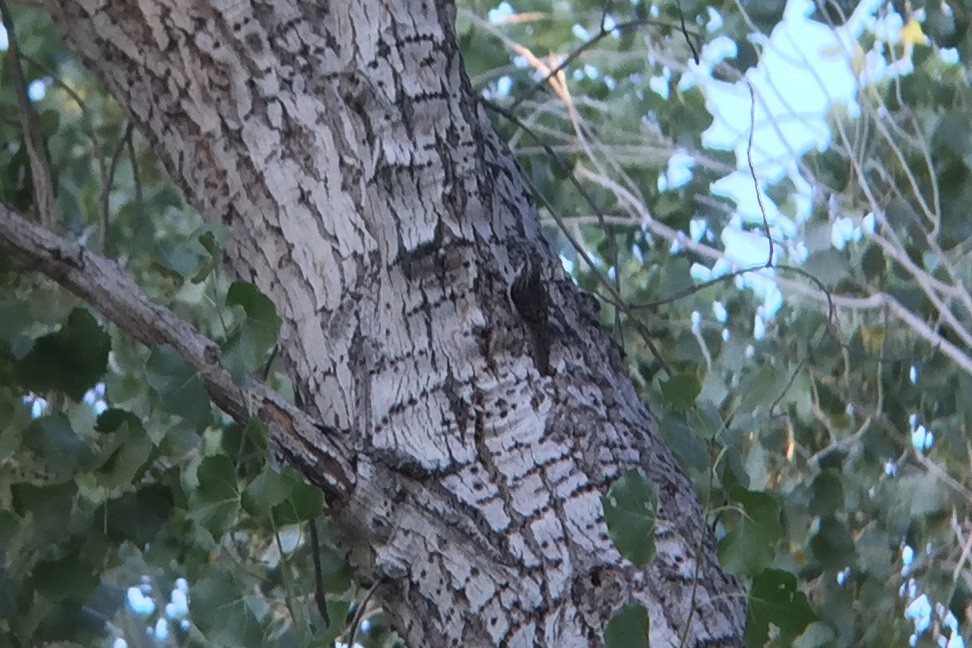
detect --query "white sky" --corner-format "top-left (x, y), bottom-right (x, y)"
top-left (672, 0), bottom-right (958, 323)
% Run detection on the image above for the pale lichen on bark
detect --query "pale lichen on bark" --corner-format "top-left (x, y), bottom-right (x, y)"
top-left (38, 0), bottom-right (746, 645)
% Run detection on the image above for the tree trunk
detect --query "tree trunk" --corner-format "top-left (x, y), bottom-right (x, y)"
top-left (34, 0), bottom-right (746, 645)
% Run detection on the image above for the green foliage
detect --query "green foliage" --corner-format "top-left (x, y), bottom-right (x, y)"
top-left (22, 414), bottom-right (93, 483)
top-left (145, 344), bottom-right (211, 426)
top-left (242, 468), bottom-right (324, 525)
top-left (603, 469), bottom-right (659, 566)
top-left (0, 7), bottom-right (353, 645)
top-left (659, 371), bottom-right (701, 412)
top-left (187, 455), bottom-right (241, 538)
top-left (13, 307), bottom-right (109, 400)
top-left (92, 409), bottom-right (155, 490)
top-left (192, 565), bottom-right (266, 646)
top-left (604, 602), bottom-right (651, 648)
top-left (745, 568), bottom-right (817, 647)
top-left (222, 281), bottom-right (283, 384)
top-left (719, 486), bottom-right (783, 578)
top-left (809, 517), bottom-right (856, 572)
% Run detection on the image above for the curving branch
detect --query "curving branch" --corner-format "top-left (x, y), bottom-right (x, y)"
top-left (0, 200), bottom-right (355, 502)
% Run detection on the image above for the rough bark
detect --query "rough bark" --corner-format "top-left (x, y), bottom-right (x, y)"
top-left (33, 0), bottom-right (746, 645)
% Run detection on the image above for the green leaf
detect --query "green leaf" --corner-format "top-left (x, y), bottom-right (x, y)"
top-left (808, 470), bottom-right (844, 517)
top-left (104, 484), bottom-right (175, 546)
top-left (11, 482), bottom-right (77, 544)
top-left (660, 372), bottom-right (701, 412)
top-left (323, 599), bottom-right (352, 640)
top-left (602, 469), bottom-right (658, 566)
top-left (856, 527), bottom-right (893, 581)
top-left (242, 468), bottom-right (323, 524)
top-left (91, 409), bottom-right (154, 490)
top-left (190, 226), bottom-right (227, 283)
top-left (932, 111), bottom-right (972, 157)
top-left (0, 509), bottom-right (18, 548)
top-left (891, 474), bottom-right (947, 519)
top-left (736, 363), bottom-right (788, 414)
top-left (94, 408), bottom-right (142, 434)
top-left (719, 486), bottom-right (782, 577)
top-left (809, 517), bottom-right (856, 571)
top-left (31, 554), bottom-right (97, 602)
top-left (745, 568), bottom-right (817, 647)
top-left (146, 345), bottom-right (211, 426)
top-left (222, 282), bottom-right (281, 384)
top-left (39, 109), bottom-right (61, 137)
top-left (659, 413), bottom-right (708, 473)
top-left (241, 470), bottom-right (291, 518)
top-left (0, 298), bottom-right (31, 344)
top-left (318, 538), bottom-right (353, 595)
top-left (226, 282), bottom-right (282, 349)
top-left (272, 470), bottom-right (324, 524)
top-left (14, 308), bottom-right (109, 400)
top-left (2, 140), bottom-right (34, 211)
top-left (0, 564), bottom-right (16, 622)
top-left (243, 418), bottom-right (269, 453)
top-left (192, 565), bottom-right (265, 647)
top-left (24, 414), bottom-right (93, 483)
top-left (222, 418), bottom-right (270, 457)
top-left (860, 244), bottom-right (885, 282)
top-left (152, 235), bottom-right (211, 282)
top-left (604, 602), bottom-right (650, 648)
top-left (188, 455), bottom-right (240, 537)
top-left (792, 622), bottom-right (836, 648)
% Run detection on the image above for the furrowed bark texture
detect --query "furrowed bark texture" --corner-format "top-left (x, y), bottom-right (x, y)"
top-left (39, 1), bottom-right (745, 645)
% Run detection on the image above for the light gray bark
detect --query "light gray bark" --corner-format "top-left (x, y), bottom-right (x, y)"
top-left (35, 0), bottom-right (746, 645)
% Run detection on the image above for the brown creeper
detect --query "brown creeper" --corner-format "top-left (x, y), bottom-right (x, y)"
top-left (509, 257), bottom-right (552, 375)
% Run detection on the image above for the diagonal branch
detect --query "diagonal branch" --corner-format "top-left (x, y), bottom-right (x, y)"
top-left (0, 201), bottom-right (355, 503)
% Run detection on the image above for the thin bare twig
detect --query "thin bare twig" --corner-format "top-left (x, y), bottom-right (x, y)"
top-left (504, 15), bottom-right (703, 111)
top-left (745, 80), bottom-right (774, 268)
top-left (309, 519), bottom-right (330, 628)
top-left (344, 579), bottom-right (384, 648)
top-left (100, 122), bottom-right (134, 251)
top-left (0, 0), bottom-right (57, 229)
